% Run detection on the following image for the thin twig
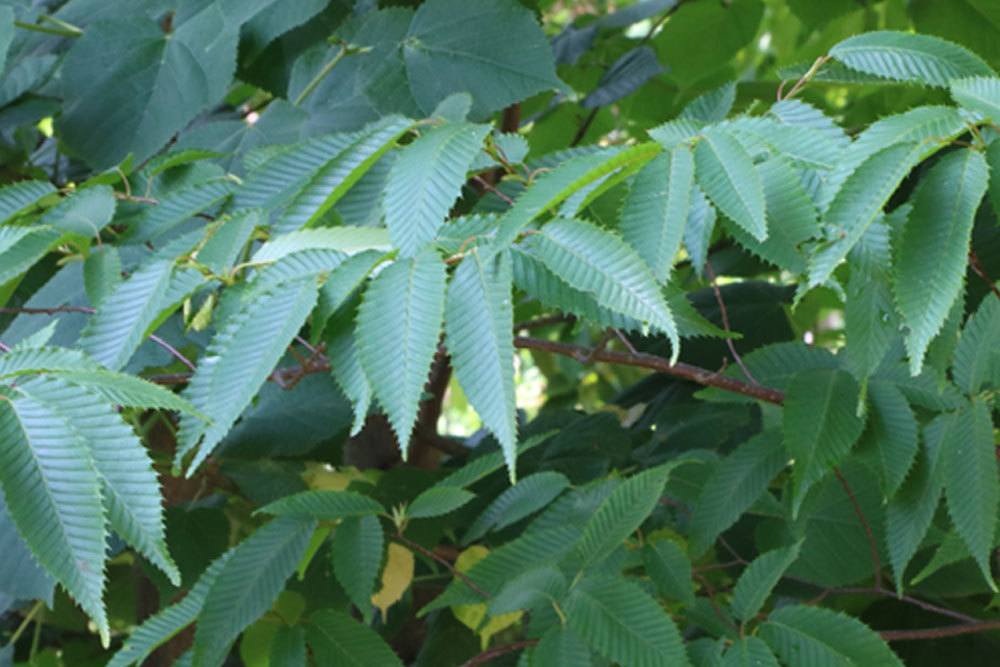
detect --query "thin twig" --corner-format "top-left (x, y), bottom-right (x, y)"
top-left (146, 334), bottom-right (788, 405)
top-left (471, 174), bottom-right (515, 206)
top-left (781, 55), bottom-right (831, 100)
top-left (0, 340), bottom-right (10, 353)
top-left (294, 44), bottom-right (349, 106)
top-left (705, 261), bottom-right (758, 385)
top-left (148, 334), bottom-right (196, 372)
top-left (0, 305), bottom-right (95, 315)
top-left (880, 620), bottom-right (1000, 641)
top-left (459, 640), bottom-right (539, 667)
top-left (969, 250), bottom-right (1000, 300)
top-left (834, 468), bottom-right (882, 589)
top-left (514, 336), bottom-right (786, 404)
top-left (393, 534), bottom-right (489, 599)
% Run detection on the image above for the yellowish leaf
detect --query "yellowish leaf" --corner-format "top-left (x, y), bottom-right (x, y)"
top-left (371, 543), bottom-right (414, 620)
top-left (451, 546), bottom-right (523, 649)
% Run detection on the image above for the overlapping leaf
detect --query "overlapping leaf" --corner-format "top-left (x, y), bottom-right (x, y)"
top-left (893, 148), bottom-right (987, 375)
top-left (385, 122), bottom-right (490, 255)
top-left (357, 250), bottom-right (446, 455)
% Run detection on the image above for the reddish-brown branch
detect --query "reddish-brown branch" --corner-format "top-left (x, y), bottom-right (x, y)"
top-left (146, 334), bottom-right (787, 405)
top-left (514, 336), bottom-right (786, 404)
top-left (880, 620), bottom-right (1000, 641)
top-left (459, 640), bottom-right (538, 667)
top-left (969, 250), bottom-right (1000, 300)
top-left (834, 468), bottom-right (882, 590)
top-left (705, 261), bottom-right (758, 385)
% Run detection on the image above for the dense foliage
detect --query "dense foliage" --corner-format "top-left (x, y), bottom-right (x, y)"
top-left (1, 0), bottom-right (1000, 665)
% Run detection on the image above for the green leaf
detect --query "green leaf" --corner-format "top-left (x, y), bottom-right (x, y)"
top-left (324, 306), bottom-right (373, 436)
top-left (784, 369), bottom-right (865, 516)
top-left (0, 227), bottom-right (60, 286)
top-left (77, 256), bottom-right (179, 370)
top-left (84, 246), bottom-right (122, 307)
top-left (723, 116), bottom-right (842, 171)
top-left (493, 144), bottom-right (661, 248)
top-left (510, 246), bottom-right (639, 331)
top-left (236, 133), bottom-right (362, 211)
top-left (760, 605), bottom-right (903, 666)
top-left (950, 76), bottom-right (1000, 120)
top-left (357, 249), bottom-right (446, 456)
top-left (306, 608), bottom-right (404, 667)
top-left (0, 6), bottom-right (11, 75)
top-left (953, 292), bottom-right (1000, 394)
top-left (193, 517), bottom-right (317, 667)
top-left (823, 106), bottom-right (966, 214)
top-left (270, 626), bottom-right (307, 667)
top-left (582, 46), bottom-right (663, 108)
top-left (445, 251), bottom-right (518, 480)
top-left (403, 0), bottom-right (561, 117)
top-left (723, 156), bottom-right (818, 274)
top-left (259, 490), bottom-right (385, 520)
top-left (58, 7), bottom-right (269, 168)
top-left (527, 218), bottom-right (678, 358)
top-left (683, 186), bottom-right (717, 277)
top-left (0, 180), bottom-right (55, 222)
top-left (194, 210), bottom-right (260, 275)
top-left (681, 83), bottom-right (737, 124)
top-left (407, 486), bottom-right (476, 519)
top-left (0, 386), bottom-right (107, 644)
top-left (688, 432), bottom-right (787, 555)
top-left (531, 626), bottom-right (592, 667)
top-left (176, 279), bottom-right (319, 473)
top-left (620, 146), bottom-right (693, 282)
top-left (845, 216), bottom-right (897, 379)
top-left (129, 181), bottom-right (234, 243)
top-left (434, 431), bottom-right (555, 489)
top-left (885, 449), bottom-right (941, 594)
top-left (315, 250), bottom-right (385, 335)
top-left (808, 142), bottom-right (924, 288)
top-left (107, 551), bottom-right (232, 667)
top-left (566, 575), bottom-right (690, 667)
top-left (52, 369), bottom-right (201, 416)
top-left (642, 539), bottom-right (695, 605)
top-left (866, 380), bottom-right (919, 498)
top-left (575, 464), bottom-right (673, 568)
top-left (253, 227), bottom-right (392, 263)
top-left (722, 637), bottom-right (779, 667)
top-left (830, 30), bottom-right (994, 86)
top-left (0, 346), bottom-right (98, 378)
top-left (14, 378), bottom-right (178, 585)
top-left (40, 186), bottom-right (116, 237)
top-left (730, 542), bottom-right (801, 622)
top-left (489, 565), bottom-right (568, 616)
top-left (943, 399), bottom-right (999, 589)
top-left (332, 515), bottom-right (384, 614)
top-left (276, 116), bottom-right (413, 234)
top-left (894, 149), bottom-right (988, 375)
top-left (385, 122), bottom-right (490, 255)
top-left (462, 471), bottom-right (570, 544)
top-left (694, 127), bottom-right (767, 242)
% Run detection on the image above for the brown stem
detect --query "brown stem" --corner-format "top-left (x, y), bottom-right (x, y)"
top-left (705, 261), bottom-right (758, 385)
top-left (880, 621), bottom-right (1000, 641)
top-left (834, 468), bottom-right (882, 590)
top-left (969, 249), bottom-right (1000, 300)
top-left (0, 305), bottom-right (96, 315)
top-left (147, 335), bottom-right (787, 405)
top-left (514, 336), bottom-right (785, 404)
top-left (394, 534), bottom-right (488, 599)
top-left (459, 640), bottom-right (539, 667)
